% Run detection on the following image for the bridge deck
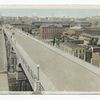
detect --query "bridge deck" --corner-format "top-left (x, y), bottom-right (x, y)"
top-left (0, 30), bottom-right (9, 91)
top-left (7, 28), bottom-right (100, 91)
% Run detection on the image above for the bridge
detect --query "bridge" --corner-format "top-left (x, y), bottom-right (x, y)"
top-left (3, 25), bottom-right (100, 92)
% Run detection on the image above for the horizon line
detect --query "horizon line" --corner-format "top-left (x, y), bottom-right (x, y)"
top-left (0, 4), bottom-right (100, 9)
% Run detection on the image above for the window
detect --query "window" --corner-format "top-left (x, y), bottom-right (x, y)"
top-left (76, 49), bottom-right (78, 53)
top-left (80, 49), bottom-right (81, 53)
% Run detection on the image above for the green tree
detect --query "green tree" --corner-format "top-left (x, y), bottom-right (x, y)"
top-left (89, 38), bottom-right (98, 45)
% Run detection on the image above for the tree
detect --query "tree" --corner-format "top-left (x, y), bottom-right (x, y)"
top-left (89, 38), bottom-right (98, 45)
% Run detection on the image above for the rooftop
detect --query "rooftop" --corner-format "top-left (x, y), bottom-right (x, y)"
top-left (84, 27), bottom-right (100, 31)
top-left (70, 26), bottom-right (82, 30)
top-left (81, 33), bottom-right (100, 38)
top-left (63, 41), bottom-right (85, 49)
top-left (40, 24), bottom-right (63, 28)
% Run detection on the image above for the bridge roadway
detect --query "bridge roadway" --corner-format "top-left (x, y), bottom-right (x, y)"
top-left (0, 28), bottom-right (9, 91)
top-left (4, 27), bottom-right (100, 92)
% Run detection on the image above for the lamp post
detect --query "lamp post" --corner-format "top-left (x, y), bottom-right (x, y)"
top-left (37, 64), bottom-right (40, 81)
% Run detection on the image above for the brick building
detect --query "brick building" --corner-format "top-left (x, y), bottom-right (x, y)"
top-left (38, 24), bottom-right (64, 40)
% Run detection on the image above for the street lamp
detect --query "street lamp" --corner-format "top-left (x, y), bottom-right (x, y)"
top-left (37, 64), bottom-right (40, 81)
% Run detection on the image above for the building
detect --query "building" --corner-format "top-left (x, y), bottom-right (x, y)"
top-left (38, 24), bottom-right (64, 40)
top-left (79, 34), bottom-right (100, 46)
top-left (92, 52), bottom-right (100, 67)
top-left (59, 41), bottom-right (86, 60)
top-left (91, 47), bottom-right (100, 67)
top-left (66, 26), bottom-right (83, 36)
top-left (12, 23), bottom-right (32, 33)
top-left (67, 39), bottom-right (84, 44)
top-left (32, 19), bottom-right (75, 29)
top-left (83, 27), bottom-right (100, 35)
top-left (76, 21), bottom-right (91, 27)
top-left (85, 47), bottom-right (100, 67)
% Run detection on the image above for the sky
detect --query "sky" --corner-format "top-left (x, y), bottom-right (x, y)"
top-left (0, 0), bottom-right (100, 4)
